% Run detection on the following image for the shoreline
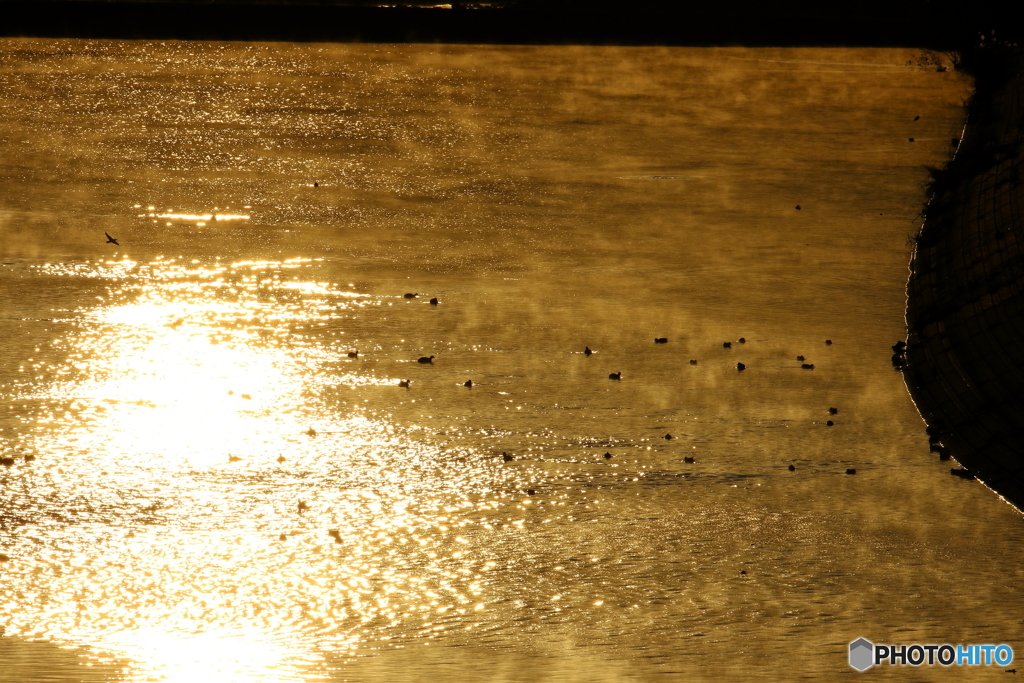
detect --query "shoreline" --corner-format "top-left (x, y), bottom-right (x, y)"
top-left (903, 41), bottom-right (1024, 512)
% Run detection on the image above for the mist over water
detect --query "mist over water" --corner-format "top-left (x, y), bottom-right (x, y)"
top-left (1, 40), bottom-right (1018, 682)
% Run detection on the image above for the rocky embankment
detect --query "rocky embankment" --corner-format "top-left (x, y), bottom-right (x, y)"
top-left (904, 43), bottom-right (1024, 511)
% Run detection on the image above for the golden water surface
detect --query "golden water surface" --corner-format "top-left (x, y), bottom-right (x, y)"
top-left (1, 40), bottom-right (1018, 682)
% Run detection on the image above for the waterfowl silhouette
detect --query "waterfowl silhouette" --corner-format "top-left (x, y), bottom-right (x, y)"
top-left (298, 500), bottom-right (309, 512)
top-left (228, 455), bottom-right (242, 462)
top-left (430, 297), bottom-right (439, 305)
top-left (314, 181), bottom-right (319, 187)
top-left (417, 356), bottom-right (435, 364)
top-left (277, 454), bottom-right (286, 463)
top-left (305, 428), bottom-right (317, 436)
top-left (788, 464), bottom-right (796, 471)
top-left (723, 342), bottom-right (732, 349)
top-left (845, 468), bottom-right (856, 475)
top-left (909, 138), bottom-right (915, 142)
top-left (279, 533), bottom-right (288, 541)
top-left (525, 489), bottom-right (536, 496)
top-left (104, 232), bottom-right (120, 246)
top-left (608, 372), bottom-right (622, 380)
top-left (404, 293), bottom-right (418, 299)
top-left (684, 456), bottom-right (695, 463)
top-left (654, 338), bottom-right (668, 344)
top-left (828, 407), bottom-right (838, 415)
top-left (502, 452), bottom-right (514, 462)
top-left (736, 362), bottom-right (746, 371)
top-left (824, 339), bottom-right (833, 345)
top-left (664, 434), bottom-right (673, 440)
top-left (795, 205), bottom-right (801, 210)
top-left (796, 355), bottom-right (805, 361)
top-left (584, 346), bottom-right (593, 356)
top-left (689, 359), bottom-right (697, 365)
top-left (738, 338), bottom-right (746, 343)
top-left (913, 115), bottom-right (920, 121)
top-left (464, 379), bottom-right (473, 387)
top-left (801, 363), bottom-right (815, 369)
top-left (604, 452), bottom-right (613, 459)
top-left (398, 379), bottom-right (411, 387)
top-left (347, 350), bottom-right (358, 358)
top-left (826, 420), bottom-right (834, 426)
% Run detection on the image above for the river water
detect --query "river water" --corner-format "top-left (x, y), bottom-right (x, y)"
top-left (0, 39), bottom-right (1019, 682)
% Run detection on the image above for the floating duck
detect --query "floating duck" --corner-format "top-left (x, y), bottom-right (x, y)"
top-left (608, 372), bottom-right (622, 380)
top-left (788, 464), bottom-right (796, 471)
top-left (404, 293), bottom-right (418, 299)
top-left (689, 359), bottom-right (697, 365)
top-left (801, 363), bottom-right (815, 369)
top-left (417, 356), bottom-right (435, 364)
top-left (654, 338), bottom-right (668, 344)
top-left (796, 355), bottom-right (805, 361)
top-left (738, 337), bottom-right (746, 343)
top-left (502, 452), bottom-right (514, 462)
top-left (430, 297), bottom-right (439, 305)
top-left (277, 455), bottom-right (286, 463)
top-left (398, 379), bottom-right (411, 387)
top-left (664, 434), bottom-right (673, 440)
top-left (305, 427), bottom-right (317, 436)
top-left (684, 456), bottom-right (695, 464)
top-left (584, 346), bottom-right (593, 356)
top-left (826, 420), bottom-right (834, 426)
top-left (347, 350), bottom-right (358, 358)
top-left (737, 362), bottom-right (746, 371)
top-left (795, 205), bottom-right (801, 210)
top-left (824, 339), bottom-right (833, 345)
top-left (604, 452), bottom-right (613, 459)
top-left (298, 500), bottom-right (309, 512)
top-left (845, 468), bottom-right (856, 475)
top-left (723, 342), bottom-right (732, 349)
top-left (828, 407), bottom-right (838, 415)
top-left (228, 455), bottom-right (242, 462)
top-left (464, 379), bottom-right (473, 387)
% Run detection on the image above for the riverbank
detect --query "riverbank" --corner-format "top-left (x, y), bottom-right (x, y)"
top-left (904, 41), bottom-right (1024, 512)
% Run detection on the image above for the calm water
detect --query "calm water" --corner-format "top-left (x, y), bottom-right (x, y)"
top-left (1, 40), bottom-right (1017, 682)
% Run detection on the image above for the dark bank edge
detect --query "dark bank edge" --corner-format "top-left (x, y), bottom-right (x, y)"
top-left (0, 0), bottom-right (1011, 48)
top-left (904, 36), bottom-right (1024, 513)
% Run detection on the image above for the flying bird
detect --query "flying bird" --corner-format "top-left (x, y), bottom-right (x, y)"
top-left (105, 232), bottom-right (120, 246)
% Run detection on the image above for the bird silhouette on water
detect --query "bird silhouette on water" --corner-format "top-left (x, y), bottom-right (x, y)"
top-left (347, 350), bottom-right (358, 358)
top-left (796, 355), bottom-right (805, 361)
top-left (430, 297), bottom-right (439, 305)
top-left (788, 464), bottom-right (796, 471)
top-left (684, 456), bottom-right (695, 463)
top-left (464, 379), bottom-right (473, 387)
top-left (398, 379), bottom-right (411, 387)
top-left (104, 232), bottom-right (120, 245)
top-left (736, 362), bottom-right (746, 371)
top-left (654, 338), bottom-right (668, 344)
top-left (801, 363), bottom-right (815, 369)
top-left (404, 293), bottom-right (418, 299)
top-left (723, 341), bottom-right (732, 349)
top-left (689, 359), bottom-right (698, 365)
top-left (418, 356), bottom-right (435, 364)
top-left (608, 371), bottom-right (622, 380)
top-left (502, 452), bottom-right (514, 462)
top-left (829, 407), bottom-right (838, 415)
top-left (584, 346), bottom-right (593, 356)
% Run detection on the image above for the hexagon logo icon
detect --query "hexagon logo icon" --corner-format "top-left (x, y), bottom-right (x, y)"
top-left (849, 638), bottom-right (874, 671)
